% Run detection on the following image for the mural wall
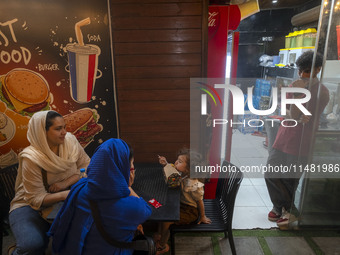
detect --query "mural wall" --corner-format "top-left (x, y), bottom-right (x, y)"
top-left (0, 0), bottom-right (117, 167)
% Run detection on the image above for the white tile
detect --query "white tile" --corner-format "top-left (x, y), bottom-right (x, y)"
top-left (240, 177), bottom-right (253, 186)
top-left (250, 178), bottom-right (266, 186)
top-left (229, 127), bottom-right (279, 230)
top-left (231, 132), bottom-right (268, 157)
top-left (245, 171), bottom-right (266, 179)
top-left (266, 205), bottom-right (274, 212)
top-left (254, 185), bottom-right (273, 208)
top-left (232, 206), bottom-right (277, 229)
top-left (236, 157), bottom-right (267, 167)
top-left (231, 131), bottom-right (250, 144)
top-left (248, 138), bottom-right (268, 157)
top-left (230, 152), bottom-right (242, 167)
top-left (231, 147), bottom-right (262, 158)
top-left (235, 185), bottom-right (266, 207)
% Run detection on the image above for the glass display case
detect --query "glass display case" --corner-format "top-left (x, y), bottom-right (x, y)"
top-left (296, 0), bottom-right (340, 227)
top-left (297, 132), bottom-right (340, 226)
top-left (320, 60), bottom-right (340, 131)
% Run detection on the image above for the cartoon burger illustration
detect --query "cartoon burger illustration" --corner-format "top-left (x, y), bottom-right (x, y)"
top-left (63, 108), bottom-right (103, 148)
top-left (0, 69), bottom-right (51, 116)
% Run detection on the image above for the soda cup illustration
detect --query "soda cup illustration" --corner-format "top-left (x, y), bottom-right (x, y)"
top-left (66, 18), bottom-right (102, 103)
top-left (66, 43), bottom-right (101, 103)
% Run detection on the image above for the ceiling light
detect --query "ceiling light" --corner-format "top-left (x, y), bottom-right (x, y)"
top-left (272, 0), bottom-right (278, 3)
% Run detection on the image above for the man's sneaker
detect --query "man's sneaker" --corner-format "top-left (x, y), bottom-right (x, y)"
top-left (268, 209), bottom-right (281, 222)
top-left (276, 212), bottom-right (298, 230)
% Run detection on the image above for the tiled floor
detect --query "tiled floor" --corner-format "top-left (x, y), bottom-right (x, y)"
top-left (230, 130), bottom-right (277, 229)
top-left (4, 228), bottom-right (340, 255)
top-left (172, 232), bottom-right (340, 255)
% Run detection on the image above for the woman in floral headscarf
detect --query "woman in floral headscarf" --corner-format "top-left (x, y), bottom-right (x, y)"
top-left (49, 138), bottom-right (152, 255)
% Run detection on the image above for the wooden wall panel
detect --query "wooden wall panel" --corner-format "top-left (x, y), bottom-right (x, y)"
top-left (120, 112), bottom-right (189, 124)
top-left (113, 17), bottom-right (202, 29)
top-left (116, 66), bottom-right (201, 79)
top-left (115, 42), bottom-right (201, 55)
top-left (111, 0), bottom-right (201, 3)
top-left (111, 3), bottom-right (202, 17)
top-left (118, 101), bottom-right (190, 113)
top-left (110, 0), bottom-right (208, 163)
top-left (117, 78), bottom-right (190, 90)
top-left (118, 90), bottom-right (189, 101)
top-left (113, 29), bottom-right (201, 42)
top-left (115, 54), bottom-right (202, 67)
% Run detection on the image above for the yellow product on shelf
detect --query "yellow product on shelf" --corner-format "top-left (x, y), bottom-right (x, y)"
top-left (290, 31), bottom-right (298, 48)
top-left (285, 33), bottom-right (292, 49)
top-left (296, 30), bottom-right (304, 47)
top-left (303, 28), bottom-right (317, 47)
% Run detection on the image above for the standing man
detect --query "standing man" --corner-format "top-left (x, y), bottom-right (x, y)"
top-left (265, 51), bottom-right (329, 229)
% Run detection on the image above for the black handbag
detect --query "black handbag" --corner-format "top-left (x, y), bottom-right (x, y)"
top-left (89, 200), bottom-right (156, 255)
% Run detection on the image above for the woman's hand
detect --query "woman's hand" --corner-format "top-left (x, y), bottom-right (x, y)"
top-left (60, 190), bottom-right (70, 200)
top-left (48, 174), bottom-right (79, 193)
top-left (49, 181), bottom-right (68, 193)
top-left (129, 187), bottom-right (139, 198)
top-left (136, 224), bottom-right (144, 234)
top-left (42, 190), bottom-right (70, 207)
top-left (158, 155), bottom-right (168, 166)
top-left (198, 215), bottom-right (212, 224)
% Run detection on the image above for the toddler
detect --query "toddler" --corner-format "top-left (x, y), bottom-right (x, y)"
top-left (156, 148), bottom-right (211, 254)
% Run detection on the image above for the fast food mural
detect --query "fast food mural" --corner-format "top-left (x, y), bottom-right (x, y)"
top-left (0, 0), bottom-right (117, 167)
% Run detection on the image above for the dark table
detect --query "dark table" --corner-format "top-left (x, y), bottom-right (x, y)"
top-left (47, 165), bottom-right (180, 222)
top-left (46, 201), bottom-right (64, 221)
top-left (132, 165), bottom-right (180, 222)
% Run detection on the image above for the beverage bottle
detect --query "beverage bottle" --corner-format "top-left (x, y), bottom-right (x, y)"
top-left (80, 168), bottom-right (87, 178)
